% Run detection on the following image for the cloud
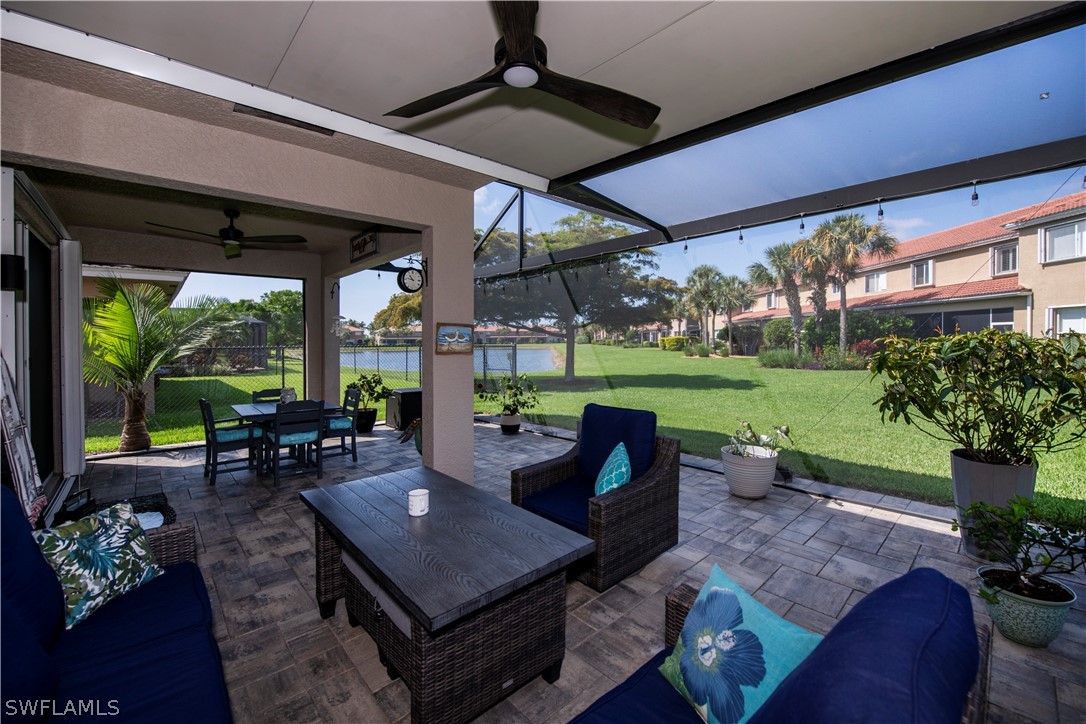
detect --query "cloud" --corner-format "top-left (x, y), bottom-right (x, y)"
top-left (474, 185), bottom-right (506, 219)
top-left (885, 216), bottom-right (929, 239)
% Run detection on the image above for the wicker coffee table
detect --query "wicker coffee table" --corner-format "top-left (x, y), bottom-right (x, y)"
top-left (300, 467), bottom-right (594, 724)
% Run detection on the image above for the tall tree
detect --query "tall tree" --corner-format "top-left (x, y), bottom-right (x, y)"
top-left (218, 289), bottom-right (304, 346)
top-left (83, 278), bottom-right (232, 451)
top-left (793, 236), bottom-right (832, 332)
top-left (749, 243), bottom-right (804, 355)
top-left (717, 275), bottom-right (753, 354)
top-left (372, 293), bottom-right (422, 330)
top-left (812, 213), bottom-right (898, 352)
top-left (685, 265), bottom-right (725, 346)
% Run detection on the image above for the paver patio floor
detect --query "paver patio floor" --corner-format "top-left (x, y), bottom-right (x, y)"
top-left (81, 423), bottom-right (1084, 723)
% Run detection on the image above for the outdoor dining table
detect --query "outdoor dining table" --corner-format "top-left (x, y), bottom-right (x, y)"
top-left (229, 399), bottom-right (342, 423)
top-left (300, 466), bottom-right (595, 724)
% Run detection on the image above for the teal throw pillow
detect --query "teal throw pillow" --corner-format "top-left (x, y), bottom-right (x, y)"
top-left (33, 503), bottom-right (164, 628)
top-left (594, 442), bottom-right (632, 495)
top-left (660, 564), bottom-right (823, 724)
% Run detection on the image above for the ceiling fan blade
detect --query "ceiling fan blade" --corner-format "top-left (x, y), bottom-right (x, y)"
top-left (242, 235), bottom-right (308, 244)
top-left (493, 1), bottom-right (537, 62)
top-left (385, 66), bottom-right (505, 118)
top-left (536, 67), bottom-right (660, 129)
top-left (145, 221), bottom-right (220, 239)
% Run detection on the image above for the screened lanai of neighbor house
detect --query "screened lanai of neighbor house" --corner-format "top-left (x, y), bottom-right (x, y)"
top-left (1, 2), bottom-right (1084, 723)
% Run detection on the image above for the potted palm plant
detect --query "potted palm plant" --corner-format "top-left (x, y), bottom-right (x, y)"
top-left (721, 421), bottom-right (791, 499)
top-left (346, 373), bottom-right (392, 433)
top-left (476, 374), bottom-right (540, 434)
top-left (871, 330), bottom-right (1086, 555)
top-left (954, 496), bottom-right (1085, 647)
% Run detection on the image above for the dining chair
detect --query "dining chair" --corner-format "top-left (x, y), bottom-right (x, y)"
top-left (198, 398), bottom-right (257, 485)
top-left (261, 400), bottom-right (324, 487)
top-left (323, 388), bottom-right (361, 462)
top-left (252, 388), bottom-right (283, 403)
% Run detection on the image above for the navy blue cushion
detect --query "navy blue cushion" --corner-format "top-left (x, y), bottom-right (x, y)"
top-left (578, 404), bottom-right (657, 482)
top-left (571, 649), bottom-right (699, 723)
top-left (1, 598), bottom-right (59, 721)
top-left (749, 568), bottom-right (978, 724)
top-left (52, 562), bottom-right (230, 723)
top-left (0, 486), bottom-right (64, 650)
top-left (51, 563), bottom-right (211, 659)
top-left (521, 476), bottom-right (593, 536)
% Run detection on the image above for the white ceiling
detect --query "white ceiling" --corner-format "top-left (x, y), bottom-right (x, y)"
top-left (2, 1), bottom-right (1065, 181)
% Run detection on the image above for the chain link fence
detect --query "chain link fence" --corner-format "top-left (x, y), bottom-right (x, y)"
top-left (84, 343), bottom-right (533, 453)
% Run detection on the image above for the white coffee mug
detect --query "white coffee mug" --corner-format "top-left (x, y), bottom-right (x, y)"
top-left (408, 489), bottom-right (429, 517)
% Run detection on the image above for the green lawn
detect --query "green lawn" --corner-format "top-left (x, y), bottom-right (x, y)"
top-left (476, 345), bottom-right (1085, 527)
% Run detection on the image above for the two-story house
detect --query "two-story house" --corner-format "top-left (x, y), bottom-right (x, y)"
top-left (732, 191), bottom-right (1086, 340)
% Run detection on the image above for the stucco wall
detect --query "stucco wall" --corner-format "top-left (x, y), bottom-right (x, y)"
top-left (3, 71), bottom-right (477, 481)
top-left (1015, 224), bottom-right (1086, 334)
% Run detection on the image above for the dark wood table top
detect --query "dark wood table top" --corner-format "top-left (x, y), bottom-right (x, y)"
top-left (300, 467), bottom-right (595, 632)
top-left (231, 400), bottom-right (341, 421)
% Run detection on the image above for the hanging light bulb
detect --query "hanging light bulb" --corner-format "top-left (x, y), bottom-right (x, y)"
top-left (738, 226), bottom-right (744, 244)
top-left (377, 271), bottom-right (381, 279)
top-left (799, 214), bottom-right (805, 235)
top-left (606, 260), bottom-right (611, 276)
top-left (877, 199), bottom-right (884, 222)
top-left (575, 269), bottom-right (580, 281)
top-left (970, 180), bottom-right (979, 207)
top-left (482, 284), bottom-right (487, 297)
top-left (547, 274), bottom-right (552, 284)
top-left (683, 240), bottom-right (688, 254)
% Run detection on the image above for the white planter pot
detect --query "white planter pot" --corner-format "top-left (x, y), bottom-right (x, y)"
top-left (721, 445), bottom-right (778, 499)
top-left (951, 449), bottom-right (1037, 557)
top-left (499, 413), bottom-right (521, 435)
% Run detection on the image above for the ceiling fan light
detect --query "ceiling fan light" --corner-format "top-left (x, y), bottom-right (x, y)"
top-left (503, 64), bottom-right (539, 88)
top-left (223, 242), bottom-right (242, 259)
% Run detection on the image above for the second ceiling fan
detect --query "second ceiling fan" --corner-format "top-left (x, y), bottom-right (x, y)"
top-left (386, 1), bottom-right (660, 129)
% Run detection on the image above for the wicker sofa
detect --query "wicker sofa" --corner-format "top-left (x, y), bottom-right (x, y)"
top-left (572, 568), bottom-right (989, 724)
top-left (0, 486), bottom-right (231, 723)
top-left (511, 403), bottom-right (680, 591)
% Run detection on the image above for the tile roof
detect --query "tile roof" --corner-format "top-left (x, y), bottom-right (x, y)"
top-left (732, 276), bottom-right (1028, 322)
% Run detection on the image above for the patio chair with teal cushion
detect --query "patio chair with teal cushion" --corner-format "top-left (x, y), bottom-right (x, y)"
top-left (511, 403), bottom-right (681, 591)
top-left (198, 398), bottom-right (257, 485)
top-left (261, 400), bottom-right (324, 487)
top-left (323, 388), bottom-right (361, 462)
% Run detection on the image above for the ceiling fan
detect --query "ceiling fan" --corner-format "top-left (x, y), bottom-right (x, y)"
top-left (145, 209), bottom-right (307, 259)
top-left (385, 1), bottom-right (660, 129)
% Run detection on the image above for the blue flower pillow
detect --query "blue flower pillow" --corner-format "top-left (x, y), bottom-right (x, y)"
top-left (660, 564), bottom-right (823, 724)
top-left (594, 442), bottom-right (632, 495)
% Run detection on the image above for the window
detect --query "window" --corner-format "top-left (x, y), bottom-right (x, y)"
top-left (992, 243), bottom-right (1018, 275)
top-left (742, 301), bottom-right (753, 313)
top-left (912, 260), bottom-right (932, 287)
top-left (766, 291), bottom-right (776, 309)
top-left (1054, 306), bottom-right (1086, 334)
top-left (865, 272), bottom-right (886, 293)
top-left (990, 308), bottom-right (1014, 332)
top-left (831, 281), bottom-right (840, 294)
top-left (946, 307), bottom-right (1014, 334)
top-left (1042, 220), bottom-right (1085, 263)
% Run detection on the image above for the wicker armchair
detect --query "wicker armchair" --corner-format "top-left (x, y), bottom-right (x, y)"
top-left (146, 521), bottom-right (197, 566)
top-left (512, 433), bottom-right (680, 591)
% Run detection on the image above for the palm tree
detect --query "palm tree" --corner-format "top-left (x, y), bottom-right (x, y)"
top-left (811, 213), bottom-right (898, 352)
top-left (793, 235), bottom-right (832, 331)
top-left (684, 265), bottom-right (724, 346)
top-left (749, 243), bottom-right (804, 355)
top-left (718, 275), bottom-right (753, 354)
top-left (83, 277), bottom-right (233, 452)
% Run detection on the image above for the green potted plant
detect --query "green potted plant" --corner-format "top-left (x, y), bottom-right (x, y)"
top-left (720, 421), bottom-right (791, 499)
top-left (476, 374), bottom-right (540, 434)
top-left (954, 496), bottom-right (1084, 647)
top-left (346, 373), bottom-right (392, 433)
top-left (870, 330), bottom-right (1086, 555)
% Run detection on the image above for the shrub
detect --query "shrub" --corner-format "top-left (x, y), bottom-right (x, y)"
top-left (660, 336), bottom-right (686, 351)
top-left (762, 318), bottom-right (794, 350)
top-left (575, 334), bottom-right (591, 345)
top-left (758, 348), bottom-right (814, 369)
top-left (716, 345), bottom-right (729, 358)
top-left (716, 328), bottom-right (728, 341)
top-left (682, 346), bottom-right (697, 357)
top-left (850, 339), bottom-right (879, 357)
top-left (813, 347), bottom-right (870, 371)
top-left (641, 341), bottom-right (659, 348)
top-left (694, 344), bottom-right (711, 357)
top-left (803, 310), bottom-right (914, 351)
top-left (622, 342), bottom-right (640, 349)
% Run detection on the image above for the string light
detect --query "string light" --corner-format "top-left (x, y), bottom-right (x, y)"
top-left (575, 270), bottom-right (580, 281)
top-left (738, 226), bottom-right (744, 244)
top-left (877, 199), bottom-right (884, 222)
top-left (970, 180), bottom-right (979, 207)
top-left (547, 274), bottom-right (552, 284)
top-left (683, 240), bottom-right (688, 254)
top-left (606, 261), bottom-right (611, 276)
top-left (799, 214), bottom-right (805, 235)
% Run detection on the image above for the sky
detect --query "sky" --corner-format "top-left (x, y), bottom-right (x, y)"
top-left (175, 166), bottom-right (1084, 324)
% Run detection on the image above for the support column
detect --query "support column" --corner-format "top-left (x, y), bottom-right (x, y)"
top-left (421, 221), bottom-right (474, 484)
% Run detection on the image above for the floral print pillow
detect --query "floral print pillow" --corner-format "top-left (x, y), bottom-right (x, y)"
top-left (660, 564), bottom-right (823, 723)
top-left (33, 503), bottom-right (164, 628)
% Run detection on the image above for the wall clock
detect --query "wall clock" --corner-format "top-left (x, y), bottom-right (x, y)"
top-left (397, 267), bottom-right (424, 294)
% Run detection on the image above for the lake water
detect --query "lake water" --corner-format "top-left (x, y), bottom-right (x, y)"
top-left (337, 346), bottom-right (560, 375)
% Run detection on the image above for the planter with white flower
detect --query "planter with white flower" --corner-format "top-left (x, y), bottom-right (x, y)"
top-left (475, 374), bottom-right (540, 434)
top-left (721, 421), bottom-right (791, 499)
